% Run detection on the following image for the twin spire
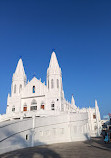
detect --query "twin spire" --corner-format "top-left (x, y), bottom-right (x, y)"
top-left (13, 52), bottom-right (98, 112)
top-left (49, 51), bottom-right (60, 68)
top-left (47, 51), bottom-right (61, 76)
top-left (13, 58), bottom-right (26, 82)
top-left (15, 58), bottom-right (25, 76)
top-left (15, 51), bottom-right (60, 78)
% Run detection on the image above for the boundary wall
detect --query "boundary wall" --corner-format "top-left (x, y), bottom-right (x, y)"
top-left (0, 113), bottom-right (89, 155)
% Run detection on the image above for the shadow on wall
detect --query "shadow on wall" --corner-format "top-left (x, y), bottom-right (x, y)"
top-left (0, 128), bottom-right (28, 147)
top-left (0, 128), bottom-right (61, 158)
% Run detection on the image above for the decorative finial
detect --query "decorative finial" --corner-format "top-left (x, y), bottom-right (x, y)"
top-left (20, 55), bottom-right (22, 59)
top-left (52, 48), bottom-right (55, 52)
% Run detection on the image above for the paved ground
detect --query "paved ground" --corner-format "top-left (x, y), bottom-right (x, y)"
top-left (0, 137), bottom-right (111, 158)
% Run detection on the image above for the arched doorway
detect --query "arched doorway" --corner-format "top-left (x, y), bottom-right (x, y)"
top-left (30, 99), bottom-right (37, 111)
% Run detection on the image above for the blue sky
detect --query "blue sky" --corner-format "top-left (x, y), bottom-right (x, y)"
top-left (0, 0), bottom-right (111, 118)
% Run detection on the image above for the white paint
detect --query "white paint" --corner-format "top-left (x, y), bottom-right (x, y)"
top-left (0, 51), bottom-right (102, 154)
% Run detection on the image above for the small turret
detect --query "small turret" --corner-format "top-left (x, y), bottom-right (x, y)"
top-left (71, 95), bottom-right (77, 110)
top-left (71, 95), bottom-right (75, 105)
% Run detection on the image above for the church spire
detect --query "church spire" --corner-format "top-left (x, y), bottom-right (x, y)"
top-left (11, 58), bottom-right (27, 96)
top-left (15, 58), bottom-right (25, 76)
top-left (47, 51), bottom-right (61, 76)
top-left (49, 51), bottom-right (59, 68)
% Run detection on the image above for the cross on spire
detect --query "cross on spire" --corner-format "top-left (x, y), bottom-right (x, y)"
top-left (19, 55), bottom-right (22, 59)
top-left (52, 48), bottom-right (55, 52)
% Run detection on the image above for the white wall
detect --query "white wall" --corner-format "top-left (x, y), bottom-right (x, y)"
top-left (0, 113), bottom-right (89, 155)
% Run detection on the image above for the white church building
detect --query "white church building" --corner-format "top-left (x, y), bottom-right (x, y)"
top-left (0, 51), bottom-right (101, 154)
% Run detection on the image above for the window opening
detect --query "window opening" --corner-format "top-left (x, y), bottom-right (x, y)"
top-left (41, 104), bottom-right (44, 110)
top-left (93, 114), bottom-right (96, 119)
top-left (51, 102), bottom-right (55, 110)
top-left (41, 101), bottom-right (45, 110)
top-left (32, 86), bottom-right (35, 93)
top-left (51, 79), bottom-right (54, 89)
top-left (12, 106), bottom-right (15, 112)
top-left (14, 85), bottom-right (16, 93)
top-left (23, 106), bottom-right (27, 111)
top-left (19, 84), bottom-right (22, 93)
top-left (30, 106), bottom-right (37, 111)
top-left (57, 79), bottom-right (59, 88)
top-left (26, 134), bottom-right (29, 140)
top-left (31, 99), bottom-right (37, 111)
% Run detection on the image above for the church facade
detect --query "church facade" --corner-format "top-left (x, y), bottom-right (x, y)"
top-left (0, 51), bottom-right (101, 154)
top-left (6, 52), bottom-right (65, 115)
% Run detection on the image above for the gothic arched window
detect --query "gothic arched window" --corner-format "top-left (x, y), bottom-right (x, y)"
top-left (57, 79), bottom-right (59, 88)
top-left (32, 86), bottom-right (35, 93)
top-left (23, 103), bottom-right (27, 111)
top-left (14, 85), bottom-right (16, 93)
top-left (51, 79), bottom-right (54, 89)
top-left (41, 101), bottom-right (45, 110)
top-left (19, 84), bottom-right (22, 93)
top-left (12, 106), bottom-right (15, 112)
top-left (93, 114), bottom-right (96, 119)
